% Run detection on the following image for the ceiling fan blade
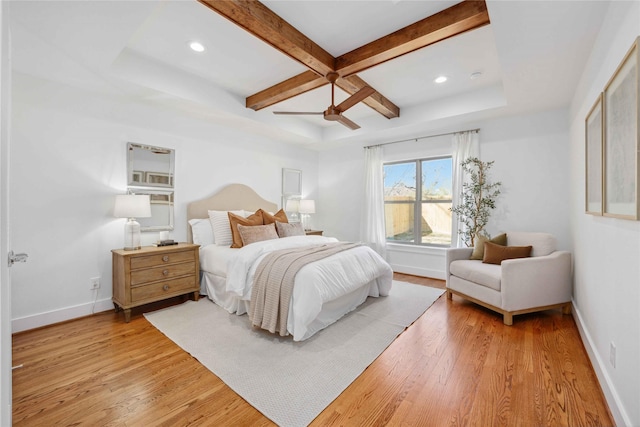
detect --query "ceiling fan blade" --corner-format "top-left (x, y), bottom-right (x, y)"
top-left (335, 86), bottom-right (376, 113)
top-left (273, 111), bottom-right (323, 115)
top-left (336, 114), bottom-right (360, 130)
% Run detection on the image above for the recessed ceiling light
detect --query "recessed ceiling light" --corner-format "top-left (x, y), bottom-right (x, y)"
top-left (189, 41), bottom-right (205, 53)
top-left (434, 76), bottom-right (447, 84)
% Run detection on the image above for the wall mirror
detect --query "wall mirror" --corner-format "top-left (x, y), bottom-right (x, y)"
top-left (282, 168), bottom-right (302, 213)
top-left (130, 190), bottom-right (175, 231)
top-left (282, 168), bottom-right (302, 196)
top-left (127, 142), bottom-right (175, 188)
top-left (127, 142), bottom-right (175, 231)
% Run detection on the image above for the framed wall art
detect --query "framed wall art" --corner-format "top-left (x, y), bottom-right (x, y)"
top-left (585, 94), bottom-right (603, 215)
top-left (603, 37), bottom-right (638, 220)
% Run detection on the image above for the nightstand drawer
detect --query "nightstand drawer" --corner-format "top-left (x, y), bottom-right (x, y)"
top-left (130, 262), bottom-right (196, 286)
top-left (131, 251), bottom-right (194, 270)
top-left (131, 276), bottom-right (196, 302)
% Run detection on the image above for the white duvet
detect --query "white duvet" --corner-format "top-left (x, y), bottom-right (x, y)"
top-left (223, 235), bottom-right (393, 340)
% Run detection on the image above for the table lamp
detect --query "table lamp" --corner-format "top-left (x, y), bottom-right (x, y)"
top-left (114, 194), bottom-right (151, 250)
top-left (298, 199), bottom-right (315, 231)
top-left (285, 198), bottom-right (300, 222)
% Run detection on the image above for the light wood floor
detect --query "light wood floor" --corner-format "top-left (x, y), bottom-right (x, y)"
top-left (12, 273), bottom-right (613, 426)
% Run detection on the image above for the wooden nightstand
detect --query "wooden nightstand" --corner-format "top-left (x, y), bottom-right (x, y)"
top-left (305, 230), bottom-right (323, 236)
top-left (112, 243), bottom-right (200, 322)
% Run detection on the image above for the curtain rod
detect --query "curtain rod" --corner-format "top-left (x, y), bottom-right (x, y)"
top-left (364, 128), bottom-right (480, 149)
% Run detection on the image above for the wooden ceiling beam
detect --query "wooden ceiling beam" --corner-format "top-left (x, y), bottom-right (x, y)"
top-left (247, 72), bottom-right (399, 118)
top-left (197, 0), bottom-right (335, 77)
top-left (336, 0), bottom-right (490, 77)
top-left (246, 71), bottom-right (327, 111)
top-left (337, 75), bottom-right (400, 119)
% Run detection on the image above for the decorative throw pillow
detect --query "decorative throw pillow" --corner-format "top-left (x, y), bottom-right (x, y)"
top-left (470, 233), bottom-right (507, 260)
top-left (482, 241), bottom-right (532, 265)
top-left (261, 208), bottom-right (288, 225)
top-left (237, 223), bottom-right (279, 246)
top-left (229, 210), bottom-right (264, 248)
top-left (209, 210), bottom-right (245, 247)
top-left (275, 221), bottom-right (305, 237)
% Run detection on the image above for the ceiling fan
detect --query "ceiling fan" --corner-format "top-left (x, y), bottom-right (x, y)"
top-left (273, 72), bottom-right (375, 130)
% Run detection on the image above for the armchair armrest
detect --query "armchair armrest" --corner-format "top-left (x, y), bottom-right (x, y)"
top-left (445, 248), bottom-right (473, 281)
top-left (501, 251), bottom-right (572, 311)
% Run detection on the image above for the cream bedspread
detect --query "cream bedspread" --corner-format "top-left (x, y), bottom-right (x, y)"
top-left (226, 235), bottom-right (393, 340)
top-left (250, 242), bottom-right (360, 336)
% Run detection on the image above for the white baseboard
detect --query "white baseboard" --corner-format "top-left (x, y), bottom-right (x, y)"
top-left (12, 298), bottom-right (113, 333)
top-left (571, 299), bottom-right (630, 427)
top-left (390, 263), bottom-right (445, 280)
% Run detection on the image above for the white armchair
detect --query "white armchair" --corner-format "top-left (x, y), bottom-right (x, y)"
top-left (445, 232), bottom-right (572, 325)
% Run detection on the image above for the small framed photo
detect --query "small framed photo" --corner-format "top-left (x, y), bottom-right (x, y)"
top-left (150, 193), bottom-right (173, 205)
top-left (585, 94), bottom-right (603, 215)
top-left (145, 171), bottom-right (173, 187)
top-left (603, 37), bottom-right (638, 220)
top-left (131, 170), bottom-right (144, 184)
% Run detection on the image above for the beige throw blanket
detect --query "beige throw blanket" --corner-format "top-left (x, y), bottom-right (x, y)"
top-left (249, 242), bottom-right (360, 336)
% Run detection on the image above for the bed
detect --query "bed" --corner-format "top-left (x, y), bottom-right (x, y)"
top-left (187, 184), bottom-right (393, 341)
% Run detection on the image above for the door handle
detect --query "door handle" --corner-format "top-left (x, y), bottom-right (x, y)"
top-left (8, 251), bottom-right (28, 267)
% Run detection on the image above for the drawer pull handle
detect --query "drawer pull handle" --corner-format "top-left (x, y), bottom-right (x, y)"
top-left (163, 285), bottom-right (169, 291)
top-left (162, 270), bottom-right (169, 276)
top-left (162, 255), bottom-right (169, 262)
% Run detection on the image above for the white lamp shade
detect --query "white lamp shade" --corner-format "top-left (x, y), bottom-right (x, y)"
top-left (299, 199), bottom-right (315, 214)
top-left (285, 199), bottom-right (300, 212)
top-left (114, 194), bottom-right (151, 218)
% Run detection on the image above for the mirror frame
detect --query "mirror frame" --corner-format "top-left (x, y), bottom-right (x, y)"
top-left (127, 142), bottom-right (175, 231)
top-left (129, 189), bottom-right (175, 232)
top-left (127, 142), bottom-right (175, 188)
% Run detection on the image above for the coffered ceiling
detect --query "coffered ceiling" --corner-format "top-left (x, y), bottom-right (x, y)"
top-left (9, 0), bottom-right (610, 148)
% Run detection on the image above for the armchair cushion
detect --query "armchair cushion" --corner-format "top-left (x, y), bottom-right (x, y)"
top-left (449, 260), bottom-right (501, 291)
top-left (482, 242), bottom-right (532, 265)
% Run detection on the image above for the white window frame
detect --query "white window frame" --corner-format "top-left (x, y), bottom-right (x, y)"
top-left (384, 156), bottom-right (453, 247)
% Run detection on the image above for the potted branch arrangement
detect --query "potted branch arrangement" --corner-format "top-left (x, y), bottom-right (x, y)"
top-left (450, 157), bottom-right (501, 247)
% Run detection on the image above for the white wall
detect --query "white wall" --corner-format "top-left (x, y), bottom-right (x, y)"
top-left (481, 109), bottom-right (571, 248)
top-left (318, 108), bottom-right (571, 278)
top-left (568, 2), bottom-right (640, 426)
top-left (10, 73), bottom-right (318, 332)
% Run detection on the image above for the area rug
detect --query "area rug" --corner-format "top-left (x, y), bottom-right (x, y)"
top-left (144, 280), bottom-right (443, 426)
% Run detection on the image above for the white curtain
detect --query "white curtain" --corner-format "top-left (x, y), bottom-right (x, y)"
top-left (361, 145), bottom-right (387, 258)
top-left (451, 131), bottom-right (480, 247)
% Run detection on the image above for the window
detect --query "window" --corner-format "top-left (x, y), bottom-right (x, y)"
top-left (383, 157), bottom-right (452, 246)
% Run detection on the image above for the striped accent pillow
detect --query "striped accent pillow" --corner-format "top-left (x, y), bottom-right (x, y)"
top-left (208, 210), bottom-right (245, 246)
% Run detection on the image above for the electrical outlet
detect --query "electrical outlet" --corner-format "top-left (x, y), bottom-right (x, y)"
top-left (90, 277), bottom-right (101, 290)
top-left (609, 342), bottom-right (616, 368)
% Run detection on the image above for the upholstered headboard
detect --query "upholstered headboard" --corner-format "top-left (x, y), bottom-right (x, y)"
top-left (186, 184), bottom-right (278, 243)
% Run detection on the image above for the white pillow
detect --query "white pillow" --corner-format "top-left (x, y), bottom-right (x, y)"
top-left (188, 218), bottom-right (214, 247)
top-left (208, 210), bottom-right (245, 246)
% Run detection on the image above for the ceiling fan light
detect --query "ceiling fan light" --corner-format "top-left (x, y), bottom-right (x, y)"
top-left (434, 75), bottom-right (448, 84)
top-left (189, 41), bottom-right (205, 53)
